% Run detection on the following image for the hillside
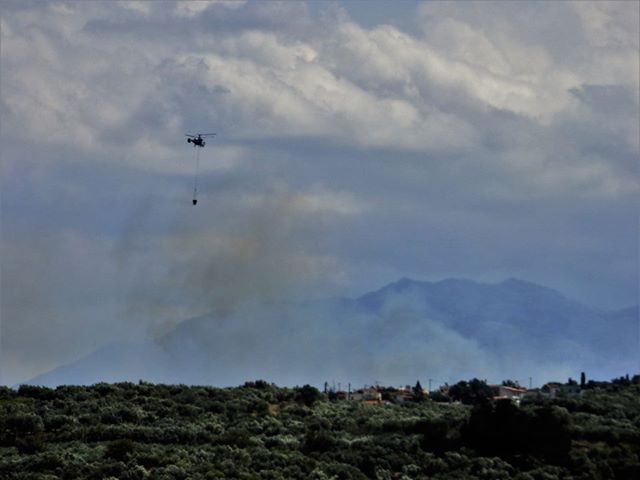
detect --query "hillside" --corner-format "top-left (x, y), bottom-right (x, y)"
top-left (1, 379), bottom-right (639, 479)
top-left (26, 278), bottom-right (639, 387)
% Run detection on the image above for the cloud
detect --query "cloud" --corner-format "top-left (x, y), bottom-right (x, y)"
top-left (328, 21), bottom-right (567, 120)
top-left (3, 0), bottom-right (482, 163)
top-left (572, 1), bottom-right (640, 51)
top-left (1, 1), bottom-right (637, 385)
top-left (3, 1), bottom-right (636, 189)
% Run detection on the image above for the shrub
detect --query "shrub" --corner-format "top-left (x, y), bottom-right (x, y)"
top-left (105, 439), bottom-right (137, 461)
top-left (295, 385), bottom-right (323, 407)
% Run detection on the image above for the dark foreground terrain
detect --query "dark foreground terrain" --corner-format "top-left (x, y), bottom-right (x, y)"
top-left (1, 377), bottom-right (639, 479)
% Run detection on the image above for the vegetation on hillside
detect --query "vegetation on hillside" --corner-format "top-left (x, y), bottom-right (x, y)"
top-left (1, 376), bottom-right (638, 479)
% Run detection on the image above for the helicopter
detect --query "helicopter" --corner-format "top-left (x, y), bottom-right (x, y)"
top-left (185, 132), bottom-right (216, 147)
top-left (184, 132), bottom-right (215, 206)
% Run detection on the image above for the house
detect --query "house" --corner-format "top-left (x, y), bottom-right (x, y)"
top-left (540, 381), bottom-right (581, 397)
top-left (491, 385), bottom-right (528, 404)
top-left (393, 389), bottom-right (415, 404)
top-left (350, 387), bottom-right (382, 403)
top-left (542, 382), bottom-right (562, 396)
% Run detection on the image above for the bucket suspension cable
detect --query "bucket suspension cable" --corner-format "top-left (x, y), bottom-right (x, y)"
top-left (192, 147), bottom-right (200, 205)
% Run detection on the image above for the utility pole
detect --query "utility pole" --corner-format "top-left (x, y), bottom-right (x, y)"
top-left (529, 377), bottom-right (532, 390)
top-left (428, 378), bottom-right (433, 392)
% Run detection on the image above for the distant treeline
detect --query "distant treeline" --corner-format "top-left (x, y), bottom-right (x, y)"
top-left (0, 376), bottom-right (639, 479)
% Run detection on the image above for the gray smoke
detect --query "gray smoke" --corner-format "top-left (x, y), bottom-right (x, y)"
top-left (24, 183), bottom-right (628, 388)
top-left (112, 183), bottom-right (338, 339)
top-left (109, 186), bottom-right (502, 387)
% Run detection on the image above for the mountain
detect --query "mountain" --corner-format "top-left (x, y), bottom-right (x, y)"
top-left (25, 278), bottom-right (639, 387)
top-left (357, 277), bottom-right (615, 348)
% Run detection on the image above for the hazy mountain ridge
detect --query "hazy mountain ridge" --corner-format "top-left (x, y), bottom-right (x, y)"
top-left (355, 277), bottom-right (613, 348)
top-left (25, 278), bottom-right (638, 387)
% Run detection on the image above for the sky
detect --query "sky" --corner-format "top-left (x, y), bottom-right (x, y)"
top-left (1, 0), bottom-right (638, 386)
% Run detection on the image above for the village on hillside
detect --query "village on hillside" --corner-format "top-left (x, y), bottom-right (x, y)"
top-left (321, 373), bottom-right (637, 406)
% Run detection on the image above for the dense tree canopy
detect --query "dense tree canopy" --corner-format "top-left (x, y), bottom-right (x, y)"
top-left (0, 378), bottom-right (638, 479)
top-left (448, 379), bottom-right (494, 406)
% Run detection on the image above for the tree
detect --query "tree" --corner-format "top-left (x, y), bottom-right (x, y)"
top-left (294, 385), bottom-right (322, 406)
top-left (413, 381), bottom-right (425, 402)
top-left (105, 438), bottom-right (137, 461)
top-left (449, 379), bottom-right (493, 406)
top-left (462, 401), bottom-right (572, 462)
top-left (4, 413), bottom-right (45, 454)
top-left (501, 379), bottom-right (520, 388)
